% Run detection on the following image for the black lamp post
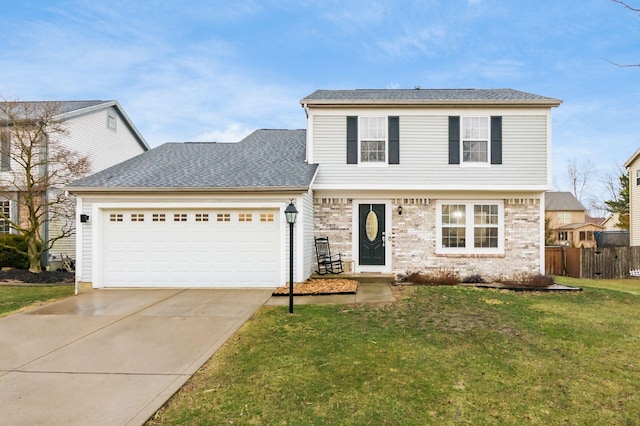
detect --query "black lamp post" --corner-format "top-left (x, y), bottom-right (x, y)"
top-left (285, 201), bottom-right (298, 313)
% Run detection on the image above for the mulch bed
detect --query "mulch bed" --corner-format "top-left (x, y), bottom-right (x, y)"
top-left (0, 269), bottom-right (74, 285)
top-left (273, 279), bottom-right (358, 296)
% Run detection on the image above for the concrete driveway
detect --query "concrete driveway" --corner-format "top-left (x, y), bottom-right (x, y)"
top-left (0, 288), bottom-right (272, 426)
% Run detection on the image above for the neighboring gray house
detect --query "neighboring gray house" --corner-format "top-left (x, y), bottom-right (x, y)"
top-left (69, 88), bottom-right (562, 290)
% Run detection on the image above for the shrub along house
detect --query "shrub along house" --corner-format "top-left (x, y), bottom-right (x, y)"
top-left (68, 88), bottom-right (561, 289)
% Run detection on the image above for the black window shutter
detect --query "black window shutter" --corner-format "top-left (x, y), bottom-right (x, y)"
top-left (491, 116), bottom-right (502, 165)
top-left (388, 116), bottom-right (399, 164)
top-left (0, 131), bottom-right (10, 172)
top-left (448, 116), bottom-right (460, 164)
top-left (346, 116), bottom-right (358, 164)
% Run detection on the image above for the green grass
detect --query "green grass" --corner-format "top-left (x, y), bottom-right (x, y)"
top-left (0, 285), bottom-right (74, 317)
top-left (148, 282), bottom-right (640, 425)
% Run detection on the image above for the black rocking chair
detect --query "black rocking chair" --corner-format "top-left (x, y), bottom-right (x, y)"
top-left (314, 236), bottom-right (344, 275)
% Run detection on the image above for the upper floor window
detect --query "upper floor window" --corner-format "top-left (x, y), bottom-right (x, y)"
top-left (346, 116), bottom-right (399, 165)
top-left (360, 117), bottom-right (386, 163)
top-left (449, 116), bottom-right (502, 165)
top-left (636, 170), bottom-right (640, 186)
top-left (462, 117), bottom-right (489, 163)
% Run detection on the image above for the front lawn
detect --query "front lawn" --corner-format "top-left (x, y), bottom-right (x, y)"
top-left (0, 285), bottom-right (74, 317)
top-left (148, 281), bottom-right (640, 425)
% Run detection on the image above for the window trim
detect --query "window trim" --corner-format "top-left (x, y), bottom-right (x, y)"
top-left (107, 110), bottom-right (117, 131)
top-left (0, 200), bottom-right (10, 233)
top-left (436, 200), bottom-right (504, 255)
top-left (358, 116), bottom-right (388, 166)
top-left (460, 116), bottom-right (490, 166)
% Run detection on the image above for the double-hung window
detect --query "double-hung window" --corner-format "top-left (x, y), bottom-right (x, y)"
top-left (437, 201), bottom-right (504, 254)
top-left (0, 200), bottom-right (10, 233)
top-left (360, 117), bottom-right (386, 163)
top-left (462, 117), bottom-right (489, 164)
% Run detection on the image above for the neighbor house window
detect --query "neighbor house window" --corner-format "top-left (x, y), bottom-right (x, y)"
top-left (558, 231), bottom-right (569, 241)
top-left (0, 200), bottom-right (10, 233)
top-left (637, 170), bottom-right (640, 186)
top-left (437, 201), bottom-right (504, 254)
top-left (360, 117), bottom-right (386, 163)
top-left (579, 231), bottom-right (593, 241)
top-left (107, 110), bottom-right (117, 130)
top-left (0, 130), bottom-right (10, 172)
top-left (461, 117), bottom-right (489, 163)
top-left (557, 212), bottom-right (572, 224)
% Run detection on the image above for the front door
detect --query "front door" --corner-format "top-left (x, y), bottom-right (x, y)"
top-left (359, 204), bottom-right (385, 265)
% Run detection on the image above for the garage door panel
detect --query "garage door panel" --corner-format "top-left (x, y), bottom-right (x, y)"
top-left (101, 209), bottom-right (280, 288)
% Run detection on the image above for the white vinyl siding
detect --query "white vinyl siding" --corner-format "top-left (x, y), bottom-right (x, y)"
top-left (311, 113), bottom-right (548, 188)
top-left (302, 190), bottom-right (315, 279)
top-left (630, 162), bottom-right (640, 246)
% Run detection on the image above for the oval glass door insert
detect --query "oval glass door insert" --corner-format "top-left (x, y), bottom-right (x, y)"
top-left (365, 211), bottom-right (378, 242)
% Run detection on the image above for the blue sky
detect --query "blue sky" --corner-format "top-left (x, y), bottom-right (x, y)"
top-left (0, 0), bottom-right (638, 209)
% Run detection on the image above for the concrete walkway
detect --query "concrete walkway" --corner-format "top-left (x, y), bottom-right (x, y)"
top-left (0, 288), bottom-right (272, 426)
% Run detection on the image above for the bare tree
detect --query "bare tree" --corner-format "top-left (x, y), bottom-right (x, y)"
top-left (566, 159), bottom-right (595, 203)
top-left (0, 100), bottom-right (91, 272)
top-left (608, 0), bottom-right (640, 67)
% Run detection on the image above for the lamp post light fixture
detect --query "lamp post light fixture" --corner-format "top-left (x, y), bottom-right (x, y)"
top-left (285, 201), bottom-right (298, 313)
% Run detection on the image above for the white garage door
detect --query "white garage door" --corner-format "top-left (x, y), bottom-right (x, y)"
top-left (101, 209), bottom-right (280, 288)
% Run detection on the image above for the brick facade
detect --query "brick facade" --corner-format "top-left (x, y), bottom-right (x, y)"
top-left (314, 197), bottom-right (541, 279)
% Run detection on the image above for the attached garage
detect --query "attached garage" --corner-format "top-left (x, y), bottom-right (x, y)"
top-left (100, 208), bottom-right (280, 288)
top-left (67, 129), bottom-right (318, 290)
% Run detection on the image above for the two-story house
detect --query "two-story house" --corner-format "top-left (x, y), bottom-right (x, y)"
top-left (68, 88), bottom-right (561, 290)
top-left (0, 100), bottom-right (149, 260)
top-left (545, 191), bottom-right (601, 248)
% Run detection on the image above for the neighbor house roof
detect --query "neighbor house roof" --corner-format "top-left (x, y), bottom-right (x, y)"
top-left (0, 100), bottom-right (149, 151)
top-left (545, 192), bottom-right (586, 211)
top-left (301, 88), bottom-right (562, 107)
top-left (67, 129), bottom-right (317, 192)
top-left (625, 147), bottom-right (640, 168)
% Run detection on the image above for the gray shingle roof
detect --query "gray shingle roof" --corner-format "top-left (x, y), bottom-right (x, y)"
top-left (67, 129), bottom-right (317, 191)
top-left (545, 192), bottom-right (586, 211)
top-left (301, 88), bottom-right (561, 106)
top-left (0, 100), bottom-right (109, 120)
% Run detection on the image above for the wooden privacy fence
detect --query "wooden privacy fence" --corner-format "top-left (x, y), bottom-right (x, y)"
top-left (545, 246), bottom-right (640, 279)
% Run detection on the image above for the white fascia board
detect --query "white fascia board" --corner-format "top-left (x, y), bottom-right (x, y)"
top-left (311, 183), bottom-right (551, 191)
